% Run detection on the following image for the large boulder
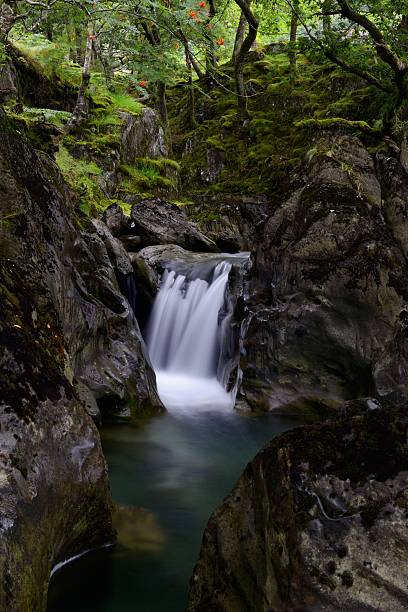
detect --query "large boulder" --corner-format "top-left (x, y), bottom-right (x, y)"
top-left (68, 218), bottom-right (162, 414)
top-left (189, 399), bottom-right (408, 612)
top-left (121, 107), bottom-right (168, 163)
top-left (185, 194), bottom-right (270, 253)
top-left (240, 134), bottom-right (408, 413)
top-left (11, 50), bottom-right (77, 111)
top-left (131, 198), bottom-right (219, 252)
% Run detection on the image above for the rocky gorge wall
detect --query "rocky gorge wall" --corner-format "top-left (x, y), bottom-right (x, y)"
top-left (187, 133), bottom-right (408, 611)
top-left (3, 45), bottom-right (408, 612)
top-left (235, 133), bottom-right (408, 415)
top-left (0, 113), bottom-right (163, 610)
top-left (102, 131), bottom-right (408, 420)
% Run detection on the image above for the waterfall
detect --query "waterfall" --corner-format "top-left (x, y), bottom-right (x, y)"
top-left (146, 259), bottom-right (237, 413)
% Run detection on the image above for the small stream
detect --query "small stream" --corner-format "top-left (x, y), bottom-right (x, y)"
top-left (47, 254), bottom-right (307, 611)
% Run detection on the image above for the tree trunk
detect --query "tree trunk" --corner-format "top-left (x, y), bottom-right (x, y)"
top-left (44, 22), bottom-right (53, 42)
top-left (322, 0), bottom-right (332, 32)
top-left (289, 5), bottom-right (298, 73)
top-left (233, 0), bottom-right (258, 122)
top-left (205, 0), bottom-right (217, 86)
top-left (94, 38), bottom-right (113, 90)
top-left (232, 10), bottom-right (246, 63)
top-left (398, 15), bottom-right (408, 52)
top-left (75, 24), bottom-right (85, 64)
top-left (156, 80), bottom-right (172, 150)
top-left (186, 51), bottom-right (196, 128)
top-left (0, 2), bottom-right (15, 46)
top-left (65, 24), bottom-right (94, 133)
top-left (156, 81), bottom-right (168, 127)
top-left (178, 28), bottom-right (203, 80)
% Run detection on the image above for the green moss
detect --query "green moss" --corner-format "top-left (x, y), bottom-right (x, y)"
top-left (135, 157), bottom-right (181, 172)
top-left (88, 110), bottom-right (123, 130)
top-left (12, 106), bottom-right (72, 128)
top-left (167, 46), bottom-right (387, 199)
top-left (296, 117), bottom-right (377, 133)
top-left (109, 92), bottom-right (142, 116)
top-left (98, 197), bottom-right (132, 216)
top-left (117, 157), bottom-right (179, 195)
top-left (66, 132), bottom-right (121, 156)
top-left (190, 206), bottom-right (221, 223)
top-left (55, 145), bottom-right (104, 215)
top-left (118, 161), bottom-right (171, 193)
top-left (206, 136), bottom-right (226, 152)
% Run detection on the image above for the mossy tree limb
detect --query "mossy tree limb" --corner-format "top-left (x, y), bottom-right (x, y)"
top-left (295, 117), bottom-right (378, 134)
top-left (233, 0), bottom-right (258, 122)
top-left (65, 22), bottom-right (94, 134)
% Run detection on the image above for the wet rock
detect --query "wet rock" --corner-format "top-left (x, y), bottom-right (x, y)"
top-left (200, 147), bottom-right (226, 184)
top-left (376, 152), bottom-right (408, 260)
top-left (131, 198), bottom-right (219, 252)
top-left (0, 61), bottom-right (17, 103)
top-left (12, 51), bottom-right (77, 111)
top-left (189, 401), bottom-right (408, 612)
top-left (134, 244), bottom-right (249, 287)
top-left (119, 234), bottom-right (142, 251)
top-left (185, 195), bottom-right (270, 252)
top-left (240, 133), bottom-right (408, 413)
top-left (75, 380), bottom-right (102, 426)
top-left (102, 202), bottom-right (131, 237)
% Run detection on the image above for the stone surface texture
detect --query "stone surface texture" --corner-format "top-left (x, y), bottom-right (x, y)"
top-left (239, 134), bottom-right (408, 414)
top-left (189, 400), bottom-right (408, 612)
top-left (0, 117), bottom-right (161, 610)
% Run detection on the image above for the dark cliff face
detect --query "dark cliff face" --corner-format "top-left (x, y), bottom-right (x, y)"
top-left (0, 115), bottom-right (162, 417)
top-left (188, 399), bottom-right (408, 612)
top-left (0, 117), bottom-right (161, 610)
top-left (239, 134), bottom-right (408, 414)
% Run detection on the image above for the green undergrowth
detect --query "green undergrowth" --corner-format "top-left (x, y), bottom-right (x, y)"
top-left (9, 33), bottom-right (169, 215)
top-left (118, 158), bottom-right (179, 193)
top-left (12, 106), bottom-right (72, 129)
top-left (8, 34), bottom-right (389, 214)
top-left (13, 33), bottom-right (142, 116)
top-left (55, 142), bottom-right (180, 215)
top-left (55, 144), bottom-right (179, 215)
top-left (11, 32), bottom-right (142, 165)
top-left (55, 145), bottom-right (104, 215)
top-left (168, 48), bottom-right (386, 198)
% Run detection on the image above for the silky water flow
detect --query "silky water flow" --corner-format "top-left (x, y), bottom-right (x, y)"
top-left (146, 260), bottom-right (234, 414)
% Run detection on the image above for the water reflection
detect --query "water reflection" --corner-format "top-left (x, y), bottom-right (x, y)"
top-left (48, 410), bottom-right (306, 612)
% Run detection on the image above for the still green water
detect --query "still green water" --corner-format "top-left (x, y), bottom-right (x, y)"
top-left (47, 409), bottom-right (304, 612)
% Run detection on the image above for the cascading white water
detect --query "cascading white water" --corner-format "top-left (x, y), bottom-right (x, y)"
top-left (147, 261), bottom-right (234, 414)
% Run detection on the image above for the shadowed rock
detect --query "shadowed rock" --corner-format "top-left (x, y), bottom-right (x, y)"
top-left (189, 399), bottom-right (408, 612)
top-left (0, 115), bottom-right (162, 610)
top-left (131, 198), bottom-right (219, 252)
top-left (121, 107), bottom-right (168, 163)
